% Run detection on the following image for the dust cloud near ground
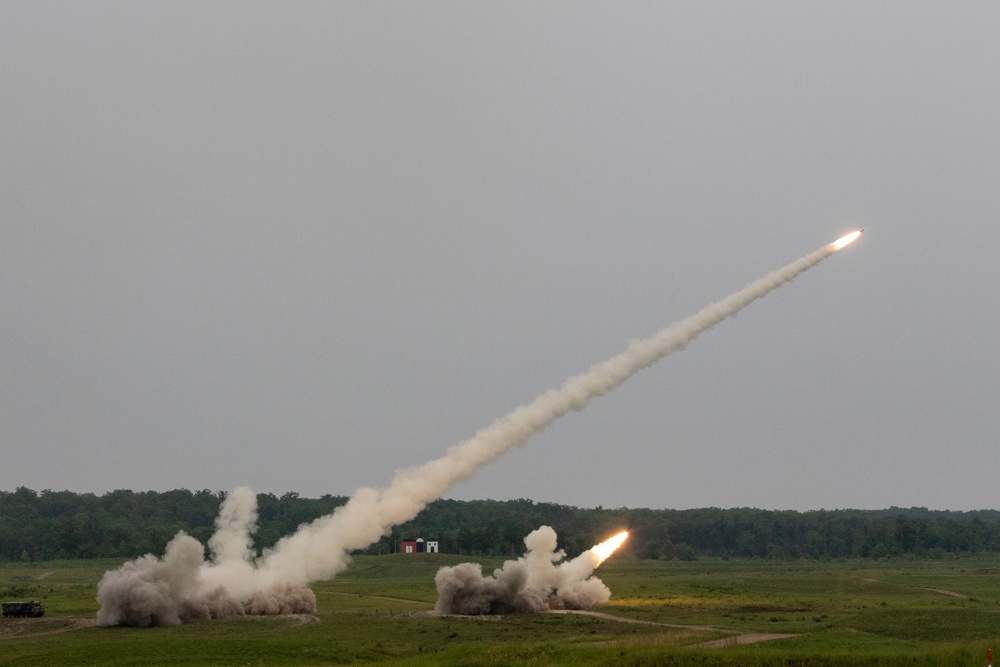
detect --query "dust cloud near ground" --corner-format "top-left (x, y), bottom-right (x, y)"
top-left (434, 526), bottom-right (620, 615)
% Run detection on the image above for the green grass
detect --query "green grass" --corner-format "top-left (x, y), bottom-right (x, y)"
top-left (3, 555), bottom-right (1000, 665)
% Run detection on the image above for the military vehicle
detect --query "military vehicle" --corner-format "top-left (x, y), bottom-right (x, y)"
top-left (2, 601), bottom-right (45, 617)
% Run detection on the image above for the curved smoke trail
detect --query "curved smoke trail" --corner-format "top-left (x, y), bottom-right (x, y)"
top-left (97, 233), bottom-right (859, 625)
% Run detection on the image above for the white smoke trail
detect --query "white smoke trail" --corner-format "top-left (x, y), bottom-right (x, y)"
top-left (97, 235), bottom-right (856, 625)
top-left (240, 236), bottom-right (848, 585)
top-left (434, 526), bottom-right (617, 615)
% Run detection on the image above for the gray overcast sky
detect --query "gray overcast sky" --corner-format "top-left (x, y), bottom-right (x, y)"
top-left (2, 2), bottom-right (998, 511)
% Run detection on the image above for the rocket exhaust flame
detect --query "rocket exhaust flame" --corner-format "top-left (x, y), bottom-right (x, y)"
top-left (97, 232), bottom-right (860, 626)
top-left (592, 531), bottom-right (629, 564)
top-left (832, 230), bottom-right (863, 250)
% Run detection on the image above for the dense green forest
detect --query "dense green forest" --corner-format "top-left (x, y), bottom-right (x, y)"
top-left (2, 487), bottom-right (1000, 562)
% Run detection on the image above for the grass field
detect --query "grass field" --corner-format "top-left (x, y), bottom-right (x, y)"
top-left (3, 554), bottom-right (1000, 665)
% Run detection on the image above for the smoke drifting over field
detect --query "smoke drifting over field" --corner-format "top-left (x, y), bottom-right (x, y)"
top-left (96, 235), bottom-right (857, 626)
top-left (434, 526), bottom-right (624, 614)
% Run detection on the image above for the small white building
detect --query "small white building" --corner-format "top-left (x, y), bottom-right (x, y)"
top-left (400, 537), bottom-right (439, 553)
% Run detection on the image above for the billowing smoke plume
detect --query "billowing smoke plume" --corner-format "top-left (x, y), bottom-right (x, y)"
top-left (96, 488), bottom-right (316, 627)
top-left (97, 236), bottom-right (854, 625)
top-left (434, 526), bottom-right (619, 615)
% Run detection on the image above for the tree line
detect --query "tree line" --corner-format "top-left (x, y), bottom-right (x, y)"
top-left (3, 487), bottom-right (1000, 562)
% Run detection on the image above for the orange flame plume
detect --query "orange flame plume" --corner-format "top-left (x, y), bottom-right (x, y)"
top-left (832, 230), bottom-right (862, 250)
top-left (591, 531), bottom-right (629, 564)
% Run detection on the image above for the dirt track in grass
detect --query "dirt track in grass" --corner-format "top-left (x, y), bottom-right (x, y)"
top-left (432, 608), bottom-right (799, 648)
top-left (551, 609), bottom-right (799, 648)
top-left (0, 616), bottom-right (97, 639)
top-left (0, 614), bottom-right (320, 640)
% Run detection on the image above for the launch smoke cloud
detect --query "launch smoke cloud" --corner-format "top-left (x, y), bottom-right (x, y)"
top-left (96, 233), bottom-right (861, 626)
top-left (434, 526), bottom-right (626, 615)
top-left (96, 488), bottom-right (316, 627)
